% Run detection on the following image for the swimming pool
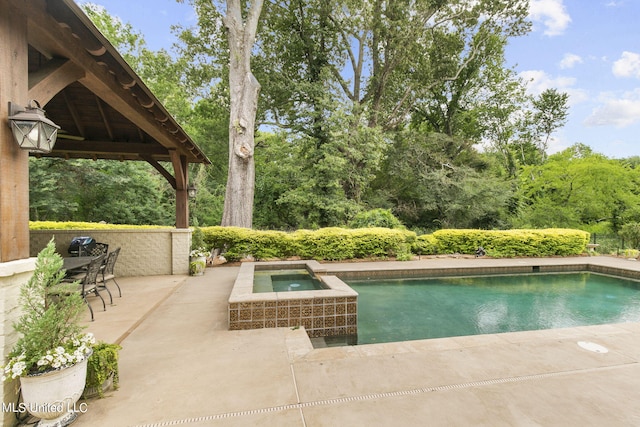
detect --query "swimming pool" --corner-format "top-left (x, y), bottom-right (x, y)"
top-left (346, 272), bottom-right (640, 345)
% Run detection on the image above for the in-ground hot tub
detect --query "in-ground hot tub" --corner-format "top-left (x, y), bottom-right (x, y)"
top-left (228, 261), bottom-right (358, 338)
top-left (253, 269), bottom-right (327, 293)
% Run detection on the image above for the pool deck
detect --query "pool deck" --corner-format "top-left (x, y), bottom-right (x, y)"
top-left (60, 256), bottom-right (640, 426)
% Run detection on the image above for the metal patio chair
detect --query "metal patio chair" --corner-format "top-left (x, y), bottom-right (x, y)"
top-left (87, 242), bottom-right (109, 257)
top-left (98, 247), bottom-right (121, 304)
top-left (52, 254), bottom-right (107, 321)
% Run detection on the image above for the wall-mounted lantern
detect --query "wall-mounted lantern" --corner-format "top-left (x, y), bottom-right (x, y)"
top-left (8, 100), bottom-right (60, 153)
top-left (187, 184), bottom-right (197, 199)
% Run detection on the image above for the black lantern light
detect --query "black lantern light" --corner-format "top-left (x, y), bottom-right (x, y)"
top-left (8, 100), bottom-right (60, 153)
top-left (187, 184), bottom-right (197, 199)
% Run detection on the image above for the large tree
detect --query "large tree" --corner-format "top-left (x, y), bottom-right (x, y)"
top-left (370, 130), bottom-right (513, 230)
top-left (253, 0), bottom-right (529, 224)
top-left (220, 0), bottom-right (264, 228)
top-left (516, 144), bottom-right (640, 231)
top-left (257, 0), bottom-right (529, 130)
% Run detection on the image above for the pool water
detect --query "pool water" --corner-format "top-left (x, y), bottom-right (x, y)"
top-left (253, 269), bottom-right (325, 293)
top-left (346, 272), bottom-right (640, 345)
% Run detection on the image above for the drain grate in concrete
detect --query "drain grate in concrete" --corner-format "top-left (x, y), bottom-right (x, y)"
top-left (133, 367), bottom-right (615, 427)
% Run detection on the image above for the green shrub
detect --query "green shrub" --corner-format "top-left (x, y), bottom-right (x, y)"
top-left (85, 342), bottom-right (121, 398)
top-left (4, 239), bottom-right (91, 378)
top-left (201, 227), bottom-right (291, 261)
top-left (431, 228), bottom-right (589, 257)
top-left (204, 226), bottom-right (416, 261)
top-left (413, 234), bottom-right (439, 255)
top-left (349, 228), bottom-right (415, 259)
top-left (203, 227), bottom-right (589, 260)
top-left (432, 229), bottom-right (487, 254)
top-left (349, 209), bottom-right (405, 229)
top-left (395, 243), bottom-right (414, 261)
top-left (201, 226), bottom-right (253, 262)
top-left (291, 228), bottom-right (356, 261)
top-left (191, 222), bottom-right (206, 252)
top-left (247, 230), bottom-right (291, 260)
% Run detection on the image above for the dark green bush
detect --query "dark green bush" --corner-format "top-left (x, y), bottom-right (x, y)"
top-left (349, 209), bottom-right (405, 229)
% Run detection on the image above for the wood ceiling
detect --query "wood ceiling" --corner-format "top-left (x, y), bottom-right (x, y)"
top-left (25, 0), bottom-right (210, 167)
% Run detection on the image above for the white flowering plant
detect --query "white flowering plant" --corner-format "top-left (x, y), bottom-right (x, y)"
top-left (2, 239), bottom-right (91, 380)
top-left (190, 248), bottom-right (208, 258)
top-left (3, 333), bottom-right (94, 381)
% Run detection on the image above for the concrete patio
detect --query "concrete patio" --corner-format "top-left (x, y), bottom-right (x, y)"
top-left (39, 256), bottom-right (640, 426)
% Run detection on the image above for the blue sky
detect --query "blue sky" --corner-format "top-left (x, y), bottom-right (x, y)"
top-left (82, 0), bottom-right (640, 159)
top-left (506, 0), bottom-right (640, 159)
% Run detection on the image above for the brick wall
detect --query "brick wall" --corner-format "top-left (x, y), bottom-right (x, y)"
top-left (30, 229), bottom-right (191, 276)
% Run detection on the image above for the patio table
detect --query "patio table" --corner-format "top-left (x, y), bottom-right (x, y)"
top-left (62, 256), bottom-right (95, 273)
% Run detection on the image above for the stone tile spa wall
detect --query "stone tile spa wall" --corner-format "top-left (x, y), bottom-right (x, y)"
top-left (228, 261), bottom-right (358, 338)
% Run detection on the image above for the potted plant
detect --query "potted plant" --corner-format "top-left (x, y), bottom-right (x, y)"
top-left (2, 239), bottom-right (94, 426)
top-left (83, 342), bottom-right (121, 398)
top-left (189, 248), bottom-right (208, 276)
top-left (189, 222), bottom-right (208, 276)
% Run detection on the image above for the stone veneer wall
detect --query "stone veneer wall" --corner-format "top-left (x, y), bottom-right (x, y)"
top-left (0, 258), bottom-right (36, 427)
top-left (30, 228), bottom-right (191, 276)
top-left (228, 262), bottom-right (358, 338)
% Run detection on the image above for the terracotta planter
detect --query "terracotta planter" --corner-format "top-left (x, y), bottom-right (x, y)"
top-left (19, 356), bottom-right (88, 427)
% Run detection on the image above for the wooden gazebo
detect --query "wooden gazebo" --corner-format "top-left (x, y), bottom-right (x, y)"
top-left (0, 0), bottom-right (210, 263)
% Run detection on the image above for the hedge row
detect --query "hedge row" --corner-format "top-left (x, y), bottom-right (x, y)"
top-left (201, 226), bottom-right (590, 261)
top-left (202, 226), bottom-right (415, 261)
top-left (430, 229), bottom-right (590, 257)
top-left (29, 221), bottom-right (168, 230)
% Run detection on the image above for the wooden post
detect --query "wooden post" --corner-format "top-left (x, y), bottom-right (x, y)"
top-left (173, 154), bottom-right (189, 229)
top-left (0, 0), bottom-right (29, 262)
top-left (176, 188), bottom-right (189, 229)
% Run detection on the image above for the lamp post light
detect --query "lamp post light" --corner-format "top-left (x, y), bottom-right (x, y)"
top-left (187, 184), bottom-right (198, 226)
top-left (8, 100), bottom-right (60, 153)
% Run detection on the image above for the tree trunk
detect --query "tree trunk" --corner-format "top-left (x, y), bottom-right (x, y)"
top-left (220, 0), bottom-right (263, 228)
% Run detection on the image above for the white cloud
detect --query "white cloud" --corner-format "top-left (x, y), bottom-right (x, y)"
top-left (529, 0), bottom-right (571, 36)
top-left (547, 133), bottom-right (570, 155)
top-left (612, 51), bottom-right (640, 78)
top-left (559, 53), bottom-right (583, 69)
top-left (585, 89), bottom-right (640, 127)
top-left (519, 70), bottom-right (588, 105)
top-left (520, 70), bottom-right (573, 94)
